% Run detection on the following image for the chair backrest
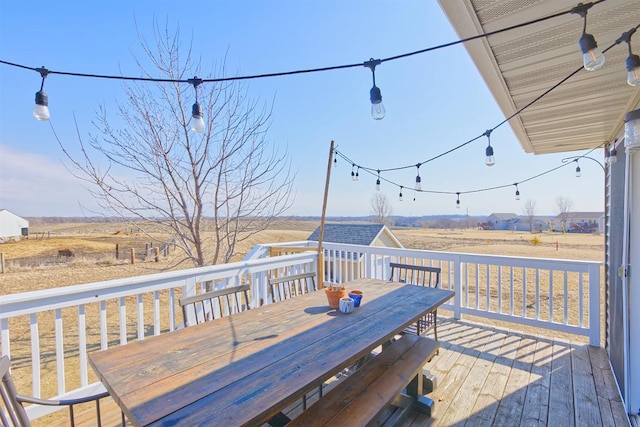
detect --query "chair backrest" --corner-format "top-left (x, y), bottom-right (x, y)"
top-left (1, 356), bottom-right (31, 427)
top-left (268, 272), bottom-right (317, 302)
top-left (389, 263), bottom-right (441, 289)
top-left (180, 285), bottom-right (252, 327)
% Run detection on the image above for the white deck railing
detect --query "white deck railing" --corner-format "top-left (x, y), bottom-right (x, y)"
top-left (1, 242), bottom-right (601, 421)
top-left (256, 241), bottom-right (601, 345)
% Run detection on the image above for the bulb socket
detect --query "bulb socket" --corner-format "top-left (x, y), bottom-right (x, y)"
top-left (370, 86), bottom-right (382, 104)
top-left (485, 145), bottom-right (494, 157)
top-left (627, 54), bottom-right (640, 72)
top-left (35, 90), bottom-right (48, 106)
top-left (578, 33), bottom-right (598, 54)
top-left (192, 102), bottom-right (203, 118)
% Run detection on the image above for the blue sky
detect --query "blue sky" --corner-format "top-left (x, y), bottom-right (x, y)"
top-left (0, 0), bottom-right (604, 218)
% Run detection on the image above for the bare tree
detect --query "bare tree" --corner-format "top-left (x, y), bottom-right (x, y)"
top-left (522, 199), bottom-right (537, 232)
top-left (555, 196), bottom-right (574, 233)
top-left (62, 24), bottom-right (294, 267)
top-left (370, 193), bottom-right (393, 225)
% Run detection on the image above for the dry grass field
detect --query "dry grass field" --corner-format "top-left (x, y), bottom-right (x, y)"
top-left (0, 220), bottom-right (603, 296)
top-left (0, 220), bottom-right (604, 426)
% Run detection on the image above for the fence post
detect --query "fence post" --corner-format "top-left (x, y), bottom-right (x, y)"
top-left (453, 255), bottom-right (463, 319)
top-left (0, 253), bottom-right (4, 274)
top-left (588, 263), bottom-right (601, 346)
top-left (130, 248), bottom-right (136, 264)
top-left (154, 247), bottom-right (160, 262)
top-left (115, 244), bottom-right (119, 260)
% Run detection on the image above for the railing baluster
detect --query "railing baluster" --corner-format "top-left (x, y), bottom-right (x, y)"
top-left (119, 297), bottom-right (127, 345)
top-left (100, 301), bottom-right (108, 350)
top-left (55, 309), bottom-right (65, 395)
top-left (137, 294), bottom-right (144, 339)
top-left (154, 291), bottom-right (160, 335)
top-left (29, 313), bottom-right (40, 397)
top-left (78, 304), bottom-right (88, 387)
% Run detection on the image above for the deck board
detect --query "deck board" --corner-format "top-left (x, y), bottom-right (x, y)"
top-left (42, 318), bottom-right (629, 427)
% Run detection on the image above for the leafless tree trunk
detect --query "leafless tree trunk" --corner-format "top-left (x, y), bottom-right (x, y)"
top-left (61, 23), bottom-right (294, 267)
top-left (522, 199), bottom-right (537, 232)
top-left (370, 193), bottom-right (393, 225)
top-left (555, 196), bottom-right (574, 233)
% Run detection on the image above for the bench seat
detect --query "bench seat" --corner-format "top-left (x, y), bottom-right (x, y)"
top-left (287, 334), bottom-right (440, 427)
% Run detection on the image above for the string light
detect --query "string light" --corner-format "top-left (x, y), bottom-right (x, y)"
top-left (188, 77), bottom-right (205, 134)
top-left (608, 146), bottom-right (618, 164)
top-left (355, 167), bottom-right (360, 181)
top-left (456, 192), bottom-right (461, 209)
top-left (617, 28), bottom-right (640, 86)
top-left (364, 58), bottom-right (385, 120)
top-left (334, 156), bottom-right (338, 168)
top-left (514, 183), bottom-right (521, 200)
top-left (484, 129), bottom-right (495, 166)
top-left (571, 2), bottom-right (606, 71)
top-left (33, 66), bottom-right (50, 121)
top-left (399, 186), bottom-right (403, 202)
top-left (351, 164), bottom-right (356, 181)
top-left (575, 160), bottom-right (582, 177)
top-left (415, 164), bottom-right (422, 191)
top-left (376, 170), bottom-right (381, 191)
top-left (4, 2), bottom-right (636, 128)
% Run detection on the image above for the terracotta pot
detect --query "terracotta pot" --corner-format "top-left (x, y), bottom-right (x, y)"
top-left (324, 287), bottom-right (347, 309)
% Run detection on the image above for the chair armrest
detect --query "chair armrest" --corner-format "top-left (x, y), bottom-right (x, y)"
top-left (16, 390), bottom-right (110, 406)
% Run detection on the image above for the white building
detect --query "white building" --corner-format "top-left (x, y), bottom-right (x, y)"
top-left (0, 209), bottom-right (29, 240)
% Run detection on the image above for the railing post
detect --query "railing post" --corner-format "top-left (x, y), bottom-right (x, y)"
top-left (588, 263), bottom-right (601, 346)
top-left (453, 255), bottom-right (463, 319)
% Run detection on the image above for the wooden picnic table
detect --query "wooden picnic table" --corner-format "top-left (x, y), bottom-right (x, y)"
top-left (88, 278), bottom-right (454, 426)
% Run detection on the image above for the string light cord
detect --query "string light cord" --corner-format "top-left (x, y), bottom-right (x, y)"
top-left (340, 19), bottom-right (637, 175)
top-left (0, 1), bottom-right (607, 84)
top-left (335, 141), bottom-right (606, 197)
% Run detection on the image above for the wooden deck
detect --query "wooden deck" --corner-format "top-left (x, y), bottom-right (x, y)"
top-left (44, 318), bottom-right (629, 427)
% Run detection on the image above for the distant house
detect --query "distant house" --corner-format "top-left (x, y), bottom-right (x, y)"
top-left (553, 212), bottom-right (604, 233)
top-left (307, 223), bottom-right (403, 248)
top-left (307, 223), bottom-right (403, 282)
top-left (486, 213), bottom-right (519, 230)
top-left (0, 209), bottom-right (29, 240)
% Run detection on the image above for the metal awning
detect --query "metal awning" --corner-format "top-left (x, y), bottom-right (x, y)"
top-left (438, 0), bottom-right (640, 154)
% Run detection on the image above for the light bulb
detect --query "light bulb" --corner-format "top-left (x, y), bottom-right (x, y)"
top-left (334, 158), bottom-right (338, 168)
top-left (399, 189), bottom-right (403, 202)
top-left (370, 86), bottom-right (385, 120)
top-left (608, 147), bottom-right (617, 165)
top-left (33, 90), bottom-right (50, 121)
top-left (579, 33), bottom-right (605, 71)
top-left (626, 54), bottom-right (640, 86)
top-left (485, 145), bottom-right (495, 166)
top-left (375, 178), bottom-right (381, 191)
top-left (456, 199), bottom-right (461, 209)
top-left (355, 171), bottom-right (359, 181)
top-left (575, 165), bottom-right (582, 178)
top-left (515, 190), bottom-right (520, 200)
top-left (191, 103), bottom-right (205, 134)
top-left (415, 175), bottom-right (422, 191)
top-left (351, 171), bottom-right (356, 181)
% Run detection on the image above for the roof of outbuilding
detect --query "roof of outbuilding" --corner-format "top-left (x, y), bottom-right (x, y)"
top-left (307, 223), bottom-right (390, 246)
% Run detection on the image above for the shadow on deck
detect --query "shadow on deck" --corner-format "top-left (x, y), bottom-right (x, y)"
top-left (44, 318), bottom-right (629, 427)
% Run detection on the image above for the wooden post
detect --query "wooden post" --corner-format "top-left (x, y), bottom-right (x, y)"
top-left (0, 253), bottom-right (5, 274)
top-left (154, 247), bottom-right (160, 262)
top-left (130, 248), bottom-right (136, 264)
top-left (115, 244), bottom-right (119, 259)
top-left (317, 140), bottom-right (335, 288)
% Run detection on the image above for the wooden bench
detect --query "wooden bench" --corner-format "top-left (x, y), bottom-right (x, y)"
top-left (287, 334), bottom-right (440, 427)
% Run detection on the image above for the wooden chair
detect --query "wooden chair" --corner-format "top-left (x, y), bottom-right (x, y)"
top-left (1, 355), bottom-right (123, 427)
top-left (389, 262), bottom-right (442, 341)
top-left (267, 272), bottom-right (320, 412)
top-left (180, 285), bottom-right (252, 327)
top-left (268, 272), bottom-right (317, 303)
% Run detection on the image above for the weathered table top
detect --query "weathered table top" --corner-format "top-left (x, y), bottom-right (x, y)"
top-left (88, 279), bottom-right (454, 426)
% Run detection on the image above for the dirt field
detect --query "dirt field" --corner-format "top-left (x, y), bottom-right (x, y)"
top-left (0, 221), bottom-right (603, 295)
